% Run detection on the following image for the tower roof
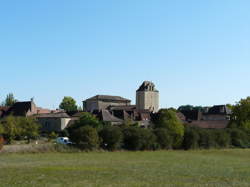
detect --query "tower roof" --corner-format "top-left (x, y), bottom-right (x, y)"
top-left (137, 81), bottom-right (158, 92)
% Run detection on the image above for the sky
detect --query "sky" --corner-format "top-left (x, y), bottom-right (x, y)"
top-left (1, 0), bottom-right (250, 109)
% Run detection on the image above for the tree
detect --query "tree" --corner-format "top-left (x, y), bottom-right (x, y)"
top-left (229, 97), bottom-right (250, 130)
top-left (59, 96), bottom-right (77, 113)
top-left (182, 127), bottom-right (200, 150)
top-left (0, 116), bottom-right (40, 144)
top-left (3, 93), bottom-right (17, 107)
top-left (154, 128), bottom-right (173, 149)
top-left (122, 127), bottom-right (157, 151)
top-left (70, 126), bottom-right (99, 150)
top-left (99, 126), bottom-right (123, 151)
top-left (0, 116), bottom-right (19, 143)
top-left (69, 112), bottom-right (102, 131)
top-left (18, 117), bottom-right (40, 143)
top-left (153, 109), bottom-right (184, 148)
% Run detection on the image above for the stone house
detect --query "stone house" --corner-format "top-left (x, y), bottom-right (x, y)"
top-left (36, 112), bottom-right (71, 132)
top-left (83, 95), bottom-right (131, 112)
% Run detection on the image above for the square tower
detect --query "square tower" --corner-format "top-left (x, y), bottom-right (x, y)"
top-left (136, 81), bottom-right (159, 113)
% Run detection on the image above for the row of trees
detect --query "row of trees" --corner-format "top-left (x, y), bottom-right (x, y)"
top-left (64, 96), bottom-right (250, 151)
top-left (0, 116), bottom-right (40, 144)
top-left (64, 109), bottom-right (185, 150)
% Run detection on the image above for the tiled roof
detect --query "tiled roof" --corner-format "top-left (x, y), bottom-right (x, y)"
top-left (108, 105), bottom-right (136, 111)
top-left (100, 110), bottom-right (123, 122)
top-left (85, 95), bottom-right (131, 102)
top-left (206, 105), bottom-right (232, 115)
top-left (6, 101), bottom-right (33, 116)
top-left (35, 112), bottom-right (70, 118)
top-left (186, 120), bottom-right (229, 129)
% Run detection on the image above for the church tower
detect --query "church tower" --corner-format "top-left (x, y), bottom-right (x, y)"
top-left (136, 81), bottom-right (159, 113)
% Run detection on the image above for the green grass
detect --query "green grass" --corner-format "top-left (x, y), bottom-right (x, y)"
top-left (1, 149), bottom-right (250, 187)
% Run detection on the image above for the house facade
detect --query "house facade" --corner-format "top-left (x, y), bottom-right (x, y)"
top-left (36, 112), bottom-right (71, 132)
top-left (83, 95), bottom-right (131, 112)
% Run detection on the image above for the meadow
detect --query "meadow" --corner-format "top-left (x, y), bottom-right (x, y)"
top-left (0, 149), bottom-right (250, 187)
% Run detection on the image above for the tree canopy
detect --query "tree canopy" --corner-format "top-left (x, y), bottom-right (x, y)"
top-left (0, 116), bottom-right (40, 143)
top-left (153, 109), bottom-right (184, 148)
top-left (59, 96), bottom-right (78, 113)
top-left (229, 97), bottom-right (250, 130)
top-left (2, 93), bottom-right (17, 107)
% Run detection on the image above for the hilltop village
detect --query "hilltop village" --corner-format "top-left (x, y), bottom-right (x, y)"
top-left (0, 81), bottom-right (231, 133)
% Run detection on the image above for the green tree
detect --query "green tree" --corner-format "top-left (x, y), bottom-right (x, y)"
top-left (18, 117), bottom-right (40, 143)
top-left (154, 128), bottom-right (173, 149)
top-left (70, 126), bottom-right (99, 150)
top-left (0, 116), bottom-right (19, 143)
top-left (59, 96), bottom-right (78, 113)
top-left (69, 112), bottom-right (102, 130)
top-left (99, 126), bottom-right (123, 151)
top-left (229, 97), bottom-right (250, 130)
top-left (182, 127), bottom-right (200, 150)
top-left (3, 93), bottom-right (17, 107)
top-left (122, 127), bottom-right (157, 151)
top-left (0, 116), bottom-right (40, 144)
top-left (153, 109), bottom-right (184, 148)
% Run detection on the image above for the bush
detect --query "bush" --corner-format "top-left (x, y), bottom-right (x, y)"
top-left (227, 128), bottom-right (250, 148)
top-left (182, 127), bottom-right (200, 150)
top-left (198, 129), bottom-right (215, 149)
top-left (70, 126), bottom-right (99, 150)
top-left (214, 130), bottom-right (231, 148)
top-left (48, 131), bottom-right (58, 141)
top-left (99, 126), bottom-right (123, 151)
top-left (123, 127), bottom-right (157, 151)
top-left (154, 128), bottom-right (173, 149)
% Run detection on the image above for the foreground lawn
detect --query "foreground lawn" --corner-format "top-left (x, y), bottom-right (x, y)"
top-left (0, 149), bottom-right (250, 187)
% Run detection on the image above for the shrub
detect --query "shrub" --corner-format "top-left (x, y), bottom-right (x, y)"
top-left (227, 128), bottom-right (250, 148)
top-left (198, 129), bottom-right (216, 149)
top-left (214, 130), bottom-right (231, 148)
top-left (99, 126), bottom-right (123, 151)
top-left (48, 131), bottom-right (58, 141)
top-left (70, 126), bottom-right (99, 150)
top-left (154, 128), bottom-right (173, 149)
top-left (182, 127), bottom-right (200, 150)
top-left (139, 128), bottom-right (158, 150)
top-left (123, 127), bottom-right (157, 151)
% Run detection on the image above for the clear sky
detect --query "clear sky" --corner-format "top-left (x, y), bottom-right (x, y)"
top-left (1, 0), bottom-right (250, 109)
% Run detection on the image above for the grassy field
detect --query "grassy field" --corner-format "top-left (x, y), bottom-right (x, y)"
top-left (1, 149), bottom-right (250, 187)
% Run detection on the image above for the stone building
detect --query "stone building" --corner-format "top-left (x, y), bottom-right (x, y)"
top-left (3, 100), bottom-right (57, 117)
top-left (201, 105), bottom-right (231, 121)
top-left (36, 112), bottom-right (71, 132)
top-left (136, 81), bottom-right (159, 113)
top-left (83, 95), bottom-right (131, 112)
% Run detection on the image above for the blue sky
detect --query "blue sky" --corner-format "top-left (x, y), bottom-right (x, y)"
top-left (1, 0), bottom-right (250, 109)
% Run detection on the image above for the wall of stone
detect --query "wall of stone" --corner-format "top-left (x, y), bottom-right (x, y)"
top-left (136, 91), bottom-right (159, 113)
top-left (38, 118), bottom-right (70, 132)
top-left (85, 100), bottom-right (130, 112)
